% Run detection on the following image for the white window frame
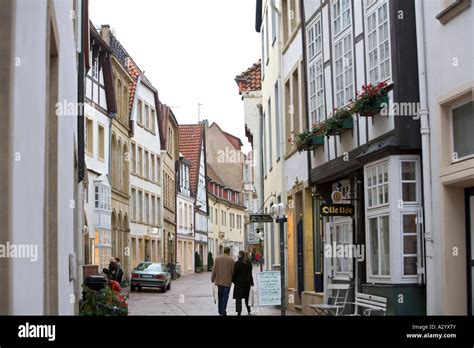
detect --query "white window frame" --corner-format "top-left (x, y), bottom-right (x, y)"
top-left (399, 159), bottom-right (420, 205)
top-left (449, 97), bottom-right (474, 163)
top-left (332, 217), bottom-right (354, 280)
top-left (366, 161), bottom-right (389, 209)
top-left (365, 155), bottom-right (423, 284)
top-left (331, 0), bottom-right (352, 38)
top-left (364, 0), bottom-right (392, 84)
top-left (399, 211), bottom-right (421, 280)
top-left (333, 32), bottom-right (354, 108)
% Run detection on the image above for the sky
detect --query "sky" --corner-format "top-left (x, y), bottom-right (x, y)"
top-left (90, 0), bottom-right (260, 153)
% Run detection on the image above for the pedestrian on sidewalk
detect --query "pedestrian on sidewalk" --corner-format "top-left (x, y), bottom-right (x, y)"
top-left (232, 250), bottom-right (254, 316)
top-left (211, 246), bottom-right (234, 316)
top-left (115, 257), bottom-right (123, 285)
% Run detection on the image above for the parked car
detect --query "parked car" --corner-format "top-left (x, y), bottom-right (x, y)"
top-left (130, 262), bottom-right (171, 293)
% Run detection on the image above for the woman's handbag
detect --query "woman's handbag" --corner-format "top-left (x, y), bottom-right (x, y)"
top-left (213, 284), bottom-right (218, 304)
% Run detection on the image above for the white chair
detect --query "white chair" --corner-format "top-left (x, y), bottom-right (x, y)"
top-left (310, 283), bottom-right (350, 316)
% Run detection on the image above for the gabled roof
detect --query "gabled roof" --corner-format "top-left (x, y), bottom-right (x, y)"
top-left (209, 122), bottom-right (243, 150)
top-left (178, 124), bottom-right (204, 197)
top-left (235, 60), bottom-right (262, 94)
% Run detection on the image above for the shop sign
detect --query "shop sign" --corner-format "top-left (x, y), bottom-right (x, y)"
top-left (320, 204), bottom-right (355, 217)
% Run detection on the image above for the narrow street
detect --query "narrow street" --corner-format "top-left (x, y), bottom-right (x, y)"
top-left (127, 266), bottom-right (298, 316)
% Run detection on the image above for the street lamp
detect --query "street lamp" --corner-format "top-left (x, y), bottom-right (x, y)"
top-left (270, 202), bottom-right (289, 317)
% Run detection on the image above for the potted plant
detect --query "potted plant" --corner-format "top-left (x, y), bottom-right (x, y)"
top-left (294, 122), bottom-right (326, 152)
top-left (325, 107), bottom-right (353, 136)
top-left (207, 252), bottom-right (214, 271)
top-left (311, 122), bottom-right (327, 145)
top-left (352, 82), bottom-right (389, 116)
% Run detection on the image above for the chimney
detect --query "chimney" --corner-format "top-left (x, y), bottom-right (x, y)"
top-left (100, 24), bottom-right (111, 45)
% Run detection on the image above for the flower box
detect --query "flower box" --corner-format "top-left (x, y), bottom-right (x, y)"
top-left (353, 82), bottom-right (389, 117)
top-left (311, 135), bottom-right (325, 145)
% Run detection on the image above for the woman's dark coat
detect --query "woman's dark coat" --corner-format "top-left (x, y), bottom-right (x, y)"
top-left (232, 259), bottom-right (254, 300)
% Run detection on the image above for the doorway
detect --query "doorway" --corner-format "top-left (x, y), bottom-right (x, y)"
top-left (297, 219), bottom-right (304, 294)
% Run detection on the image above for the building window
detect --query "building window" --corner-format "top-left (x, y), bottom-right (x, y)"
top-left (144, 150), bottom-right (149, 180)
top-left (309, 57), bottom-right (325, 124)
top-left (366, 161), bottom-right (389, 208)
top-left (401, 161), bottom-right (417, 203)
top-left (332, 0), bottom-right (352, 37)
top-left (138, 190), bottom-right (143, 223)
top-left (131, 188), bottom-right (136, 221)
top-left (98, 124), bottom-right (105, 160)
top-left (145, 104), bottom-right (150, 130)
top-left (368, 215), bottom-right (390, 277)
top-left (151, 108), bottom-right (156, 133)
top-left (85, 118), bottom-right (93, 155)
top-left (137, 99), bottom-right (143, 126)
top-left (307, 17), bottom-right (322, 61)
top-left (138, 147), bottom-right (143, 177)
top-left (334, 33), bottom-right (354, 107)
top-left (131, 143), bottom-right (136, 174)
top-left (271, 4), bottom-right (277, 44)
top-left (157, 197), bottom-right (161, 226)
top-left (156, 157), bottom-right (161, 183)
top-left (94, 183), bottom-right (111, 211)
top-left (366, 0), bottom-right (391, 83)
top-left (151, 154), bottom-right (155, 182)
top-left (145, 193), bottom-right (149, 224)
top-left (152, 195), bottom-right (156, 226)
top-left (452, 100), bottom-right (474, 160)
top-left (334, 221), bottom-right (352, 279)
top-left (402, 213), bottom-right (418, 276)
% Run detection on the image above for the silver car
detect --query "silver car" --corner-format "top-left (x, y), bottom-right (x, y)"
top-left (131, 262), bottom-right (171, 293)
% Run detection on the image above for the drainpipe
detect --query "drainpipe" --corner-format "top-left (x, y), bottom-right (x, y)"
top-left (257, 103), bottom-right (266, 269)
top-left (415, 0), bottom-right (435, 314)
top-left (270, 0), bottom-right (288, 298)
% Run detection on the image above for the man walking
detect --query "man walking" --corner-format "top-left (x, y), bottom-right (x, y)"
top-left (211, 247), bottom-right (234, 316)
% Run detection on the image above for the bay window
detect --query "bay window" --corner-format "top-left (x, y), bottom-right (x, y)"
top-left (365, 156), bottom-right (423, 284)
top-left (94, 183), bottom-right (111, 211)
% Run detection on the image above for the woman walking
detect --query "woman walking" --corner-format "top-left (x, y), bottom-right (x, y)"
top-left (232, 251), bottom-right (254, 316)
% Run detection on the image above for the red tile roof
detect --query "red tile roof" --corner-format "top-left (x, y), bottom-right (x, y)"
top-left (235, 60), bottom-right (262, 94)
top-left (127, 58), bottom-right (142, 113)
top-left (178, 124), bottom-right (204, 197)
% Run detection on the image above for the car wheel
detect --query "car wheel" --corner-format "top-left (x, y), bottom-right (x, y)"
top-left (131, 285), bottom-right (136, 292)
top-left (137, 285), bottom-right (142, 292)
top-left (162, 286), bottom-right (167, 293)
top-left (166, 281), bottom-right (171, 290)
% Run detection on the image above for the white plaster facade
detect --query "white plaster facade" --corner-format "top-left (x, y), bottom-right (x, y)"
top-left (129, 78), bottom-right (163, 269)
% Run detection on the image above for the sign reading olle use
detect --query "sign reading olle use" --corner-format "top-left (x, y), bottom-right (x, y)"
top-left (249, 214), bottom-right (273, 223)
top-left (320, 204), bottom-right (355, 217)
top-left (256, 271), bottom-right (281, 306)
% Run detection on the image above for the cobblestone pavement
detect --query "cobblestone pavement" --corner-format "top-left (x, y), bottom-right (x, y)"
top-left (127, 266), bottom-right (300, 316)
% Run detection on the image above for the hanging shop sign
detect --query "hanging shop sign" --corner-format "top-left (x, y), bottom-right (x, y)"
top-left (320, 204), bottom-right (355, 217)
top-left (249, 214), bottom-right (274, 223)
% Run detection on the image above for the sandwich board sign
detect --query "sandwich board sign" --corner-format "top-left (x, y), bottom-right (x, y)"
top-left (256, 271), bottom-right (281, 306)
